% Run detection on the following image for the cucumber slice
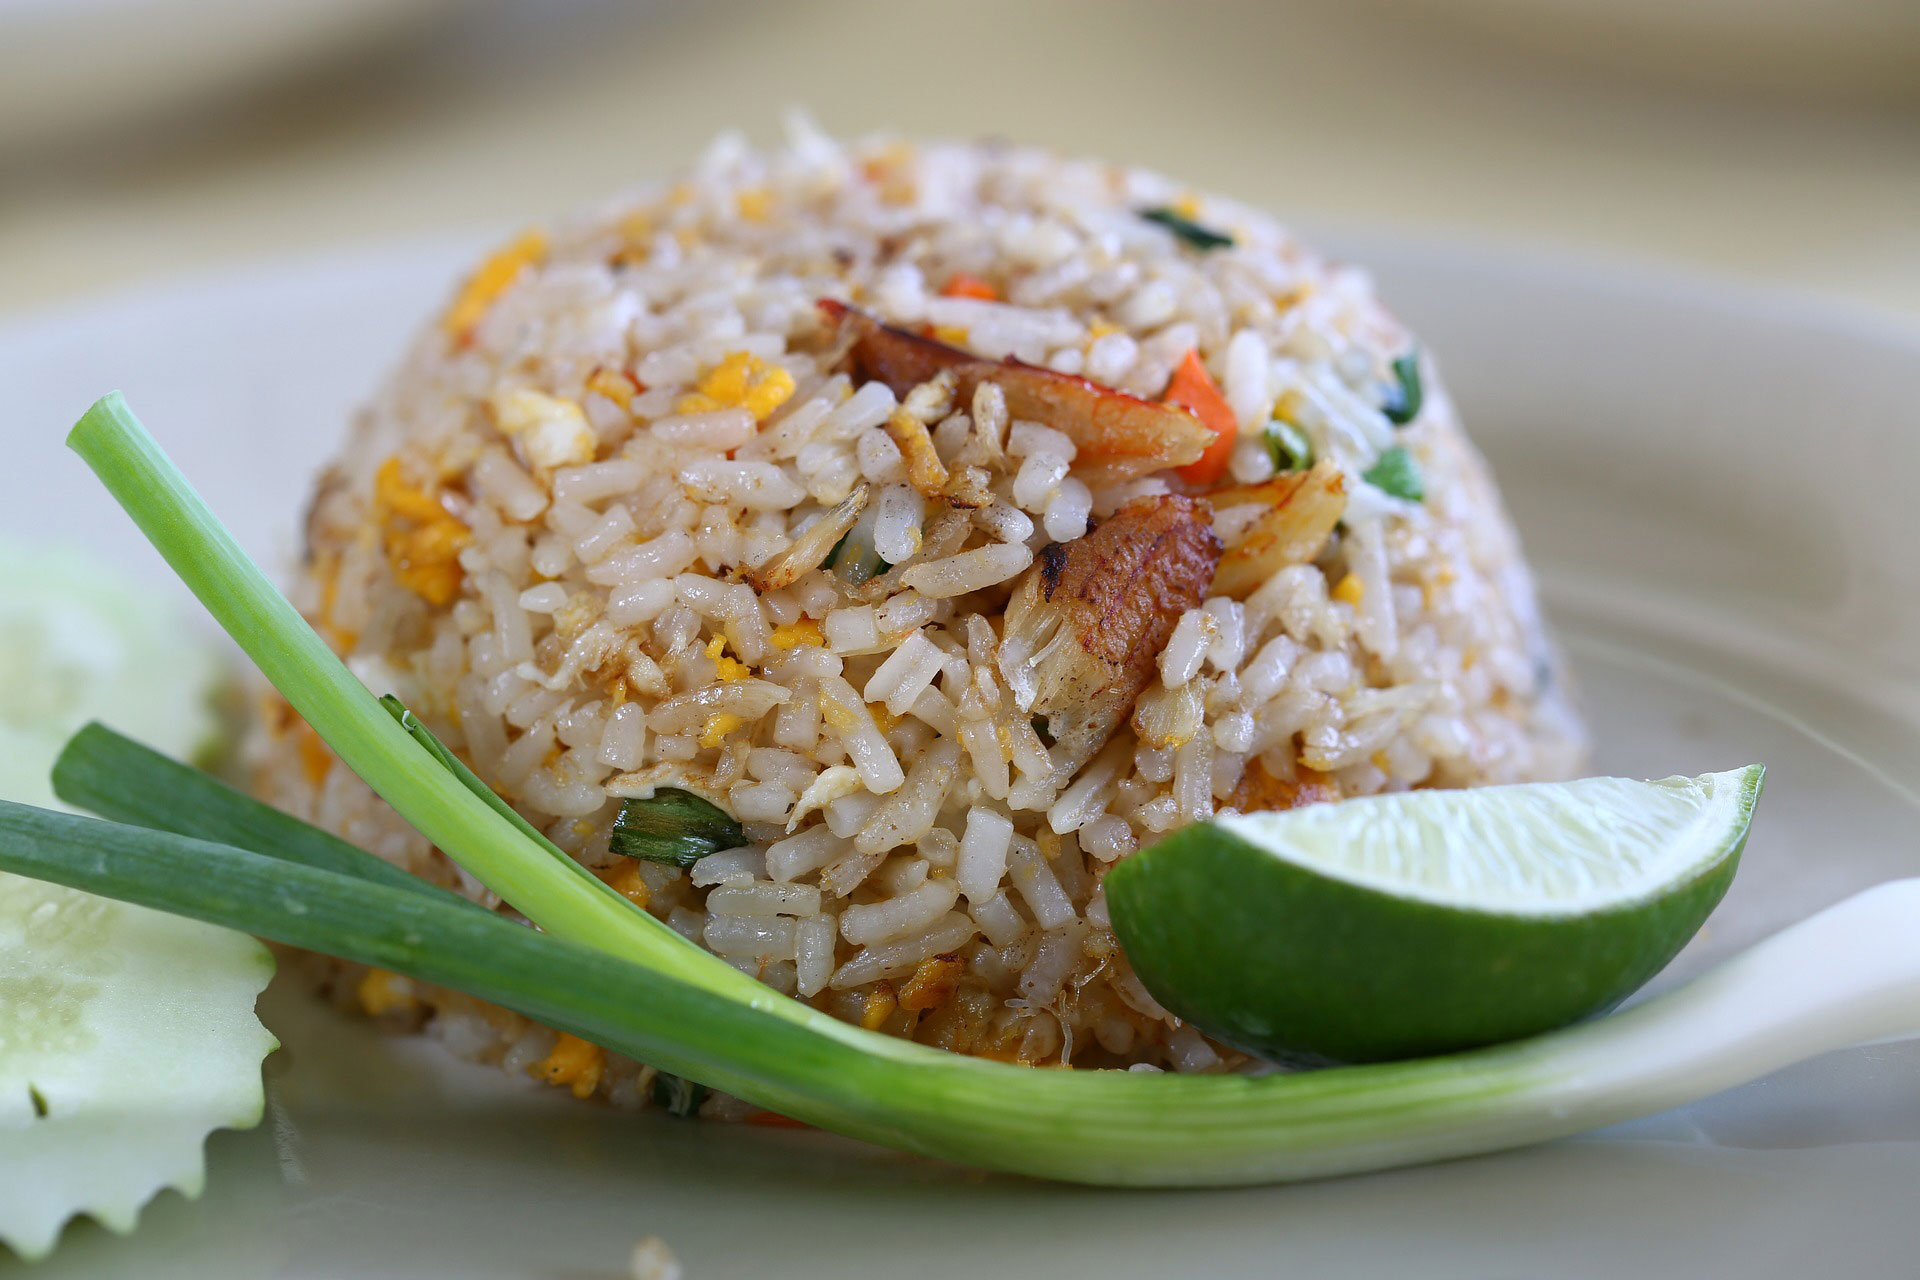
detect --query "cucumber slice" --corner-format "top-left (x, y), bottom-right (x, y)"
top-left (0, 542), bottom-right (226, 812)
top-left (0, 541), bottom-right (275, 1260)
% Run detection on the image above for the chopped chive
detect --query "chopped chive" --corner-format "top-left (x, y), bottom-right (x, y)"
top-left (1138, 206), bottom-right (1234, 252)
top-left (1265, 419), bottom-right (1313, 473)
top-left (610, 790), bottom-right (746, 868)
top-left (831, 521), bottom-right (887, 586)
top-left (1382, 351), bottom-right (1423, 426)
top-left (652, 1072), bottom-right (710, 1117)
top-left (1363, 446), bottom-right (1425, 502)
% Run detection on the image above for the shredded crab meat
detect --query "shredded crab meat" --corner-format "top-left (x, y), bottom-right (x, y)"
top-left (1209, 460), bottom-right (1347, 599)
top-left (743, 483), bottom-right (870, 593)
top-left (998, 494), bottom-right (1222, 780)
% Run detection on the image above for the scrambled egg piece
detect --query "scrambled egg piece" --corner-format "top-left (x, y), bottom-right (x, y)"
top-left (356, 969), bottom-right (418, 1017)
top-left (535, 1033), bottom-right (605, 1100)
top-left (442, 229), bottom-right (547, 343)
top-left (704, 635), bottom-right (751, 682)
top-left (676, 351), bottom-right (795, 421)
top-left (768, 618), bottom-right (824, 649)
top-left (374, 456), bottom-right (470, 607)
top-left (491, 387), bottom-right (597, 470)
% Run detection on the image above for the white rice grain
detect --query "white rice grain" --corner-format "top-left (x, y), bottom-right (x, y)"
top-left (1008, 838), bottom-right (1076, 929)
top-left (651, 408), bottom-right (756, 448)
top-left (706, 882), bottom-right (822, 917)
top-left (815, 675), bottom-right (905, 793)
top-left (898, 542), bottom-right (1032, 598)
top-left (840, 877), bottom-right (959, 945)
top-left (794, 915), bottom-right (837, 996)
top-left (862, 630), bottom-right (944, 716)
top-left (969, 890), bottom-right (1028, 947)
top-left (830, 911), bottom-right (977, 988)
top-left (956, 806), bottom-right (1015, 902)
top-left (689, 846), bottom-right (764, 887)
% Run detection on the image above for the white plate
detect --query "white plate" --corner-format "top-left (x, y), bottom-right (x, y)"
top-left (3, 235), bottom-right (1919, 1276)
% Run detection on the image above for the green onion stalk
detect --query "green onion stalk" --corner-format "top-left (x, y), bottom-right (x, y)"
top-left (23, 393), bottom-right (1760, 1186)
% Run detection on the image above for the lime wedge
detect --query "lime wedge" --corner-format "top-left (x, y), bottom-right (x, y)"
top-left (1105, 767), bottom-right (1764, 1063)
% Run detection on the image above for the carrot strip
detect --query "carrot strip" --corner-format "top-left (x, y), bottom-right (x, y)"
top-left (1166, 349), bottom-right (1237, 485)
top-left (940, 273), bottom-right (998, 301)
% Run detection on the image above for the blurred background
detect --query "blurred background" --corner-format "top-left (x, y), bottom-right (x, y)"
top-left (1, 0), bottom-right (1917, 321)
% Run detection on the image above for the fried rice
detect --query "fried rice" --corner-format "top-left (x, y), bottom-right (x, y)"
top-left (246, 121), bottom-right (1585, 1112)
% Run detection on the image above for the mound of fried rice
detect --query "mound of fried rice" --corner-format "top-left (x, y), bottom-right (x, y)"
top-left (247, 123), bottom-right (1584, 1111)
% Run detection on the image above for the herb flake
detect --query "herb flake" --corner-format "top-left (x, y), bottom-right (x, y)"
top-left (611, 789), bottom-right (745, 868)
top-left (1265, 419), bottom-right (1313, 473)
top-left (651, 1071), bottom-right (710, 1118)
top-left (1382, 351), bottom-right (1423, 426)
top-left (1138, 206), bottom-right (1234, 252)
top-left (1363, 446), bottom-right (1425, 502)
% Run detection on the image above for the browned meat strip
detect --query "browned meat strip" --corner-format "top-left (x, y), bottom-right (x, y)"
top-left (818, 300), bottom-right (1213, 482)
top-left (998, 495), bottom-right (1222, 779)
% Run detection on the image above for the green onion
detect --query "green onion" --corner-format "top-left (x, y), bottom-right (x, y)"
top-left (1382, 350), bottom-right (1423, 426)
top-left (1363, 446), bottom-right (1425, 502)
top-left (43, 393), bottom-right (1826, 1188)
top-left (0, 791), bottom-right (1647, 1187)
top-left (1138, 206), bottom-right (1234, 252)
top-left (611, 790), bottom-right (746, 868)
top-left (51, 721), bottom-right (478, 910)
top-left (377, 693), bottom-right (599, 887)
top-left (1265, 419), bottom-right (1313, 473)
top-left (831, 533), bottom-right (886, 586)
top-left (65, 394), bottom-right (762, 1008)
top-left (652, 1072), bottom-right (710, 1118)
top-left (2, 767), bottom-right (1845, 1188)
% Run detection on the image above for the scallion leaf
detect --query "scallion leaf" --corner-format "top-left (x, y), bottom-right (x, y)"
top-left (1382, 350), bottom-right (1423, 426)
top-left (651, 1072), bottom-right (710, 1117)
top-left (1138, 206), bottom-right (1234, 252)
top-left (51, 721), bottom-right (478, 910)
top-left (49, 393), bottom-right (1822, 1191)
top-left (610, 790), bottom-right (745, 868)
top-left (831, 505), bottom-right (887, 585)
top-left (377, 693), bottom-right (598, 886)
top-left (1265, 419), bottom-right (1313, 473)
top-left (1363, 446), bottom-right (1425, 502)
top-left (65, 394), bottom-right (739, 998)
top-left (0, 783), bottom-right (1851, 1190)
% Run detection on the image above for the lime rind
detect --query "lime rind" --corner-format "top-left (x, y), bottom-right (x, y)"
top-left (1109, 767), bottom-right (1764, 1062)
top-left (1214, 766), bottom-right (1763, 917)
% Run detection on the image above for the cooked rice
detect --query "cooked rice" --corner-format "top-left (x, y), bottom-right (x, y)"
top-left (249, 121), bottom-right (1585, 1111)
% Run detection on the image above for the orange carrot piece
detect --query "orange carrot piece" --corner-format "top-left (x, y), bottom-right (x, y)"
top-left (1165, 349), bottom-right (1237, 486)
top-left (940, 273), bottom-right (998, 301)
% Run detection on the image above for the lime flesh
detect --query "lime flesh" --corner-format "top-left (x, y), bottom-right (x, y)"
top-left (1105, 767), bottom-right (1764, 1063)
